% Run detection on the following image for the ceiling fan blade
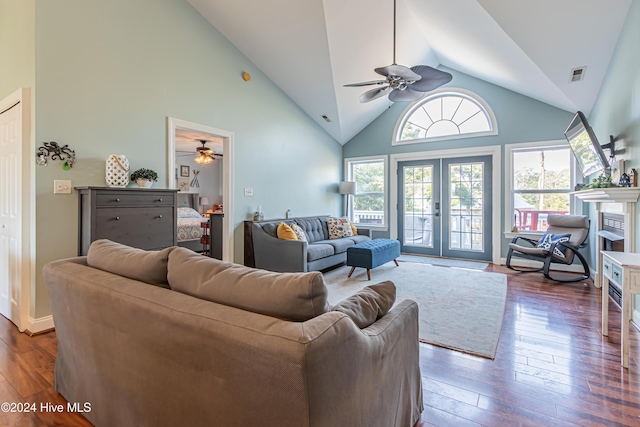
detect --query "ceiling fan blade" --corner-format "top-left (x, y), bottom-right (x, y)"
top-left (374, 64), bottom-right (421, 81)
top-left (343, 80), bottom-right (387, 87)
top-left (360, 86), bottom-right (391, 103)
top-left (388, 87), bottom-right (424, 102)
top-left (409, 66), bottom-right (453, 92)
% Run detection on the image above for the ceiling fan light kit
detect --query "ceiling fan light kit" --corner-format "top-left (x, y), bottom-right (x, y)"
top-left (344, 0), bottom-right (452, 103)
top-left (190, 139), bottom-right (223, 166)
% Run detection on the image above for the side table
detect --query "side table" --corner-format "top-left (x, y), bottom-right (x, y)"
top-left (601, 250), bottom-right (640, 368)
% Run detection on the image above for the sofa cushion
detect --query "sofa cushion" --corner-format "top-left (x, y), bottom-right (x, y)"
top-left (307, 243), bottom-right (334, 262)
top-left (331, 281), bottom-right (396, 328)
top-left (326, 217), bottom-right (354, 239)
top-left (277, 222), bottom-right (298, 240)
top-left (314, 238), bottom-right (354, 254)
top-left (294, 217), bottom-right (327, 242)
top-left (348, 235), bottom-right (370, 245)
top-left (168, 247), bottom-right (330, 321)
top-left (86, 239), bottom-right (173, 288)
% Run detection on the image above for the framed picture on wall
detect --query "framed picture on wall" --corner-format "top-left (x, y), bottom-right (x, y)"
top-left (180, 165), bottom-right (190, 177)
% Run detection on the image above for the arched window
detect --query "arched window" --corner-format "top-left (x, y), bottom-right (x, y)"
top-left (394, 88), bottom-right (497, 145)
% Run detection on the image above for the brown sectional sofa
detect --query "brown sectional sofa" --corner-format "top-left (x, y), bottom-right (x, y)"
top-left (43, 240), bottom-right (423, 427)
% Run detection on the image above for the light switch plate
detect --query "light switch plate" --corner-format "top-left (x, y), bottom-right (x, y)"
top-left (54, 180), bottom-right (72, 194)
top-left (244, 187), bottom-right (254, 196)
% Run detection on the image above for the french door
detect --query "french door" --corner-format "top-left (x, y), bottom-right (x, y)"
top-left (398, 156), bottom-right (492, 261)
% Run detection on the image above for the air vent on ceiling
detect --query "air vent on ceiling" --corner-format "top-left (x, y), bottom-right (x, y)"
top-left (321, 115), bottom-right (331, 123)
top-left (570, 66), bottom-right (586, 82)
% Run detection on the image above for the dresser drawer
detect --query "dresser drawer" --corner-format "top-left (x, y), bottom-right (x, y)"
top-left (95, 192), bottom-right (174, 207)
top-left (95, 207), bottom-right (175, 250)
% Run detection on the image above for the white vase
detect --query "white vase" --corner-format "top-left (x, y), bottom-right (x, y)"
top-left (136, 178), bottom-right (153, 188)
top-left (105, 155), bottom-right (130, 188)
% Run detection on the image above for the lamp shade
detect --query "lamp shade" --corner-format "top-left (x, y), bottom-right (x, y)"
top-left (199, 197), bottom-right (210, 206)
top-left (339, 181), bottom-right (357, 195)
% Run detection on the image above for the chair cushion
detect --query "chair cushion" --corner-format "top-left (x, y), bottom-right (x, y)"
top-left (537, 233), bottom-right (571, 258)
top-left (307, 243), bottom-right (335, 261)
top-left (277, 222), bottom-right (298, 240)
top-left (168, 247), bottom-right (330, 321)
top-left (331, 281), bottom-right (396, 329)
top-left (86, 239), bottom-right (173, 288)
top-left (508, 243), bottom-right (548, 256)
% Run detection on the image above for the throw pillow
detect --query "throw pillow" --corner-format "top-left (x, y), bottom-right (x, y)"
top-left (331, 281), bottom-right (396, 328)
top-left (537, 233), bottom-right (571, 258)
top-left (290, 223), bottom-right (308, 242)
top-left (350, 221), bottom-right (358, 236)
top-left (277, 222), bottom-right (298, 240)
top-left (326, 217), bottom-right (354, 239)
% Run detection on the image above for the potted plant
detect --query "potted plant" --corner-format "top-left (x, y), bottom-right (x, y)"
top-left (130, 168), bottom-right (158, 188)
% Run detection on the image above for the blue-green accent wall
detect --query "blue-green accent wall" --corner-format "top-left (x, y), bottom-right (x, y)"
top-left (343, 67), bottom-right (575, 257)
top-left (4, 0), bottom-right (343, 318)
top-left (588, 0), bottom-right (640, 307)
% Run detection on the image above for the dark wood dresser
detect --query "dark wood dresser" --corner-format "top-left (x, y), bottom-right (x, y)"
top-left (76, 186), bottom-right (178, 255)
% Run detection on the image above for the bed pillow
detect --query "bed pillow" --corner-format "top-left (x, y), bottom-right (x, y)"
top-left (177, 207), bottom-right (202, 218)
top-left (331, 281), bottom-right (396, 328)
top-left (277, 222), bottom-right (298, 240)
top-left (87, 239), bottom-right (173, 288)
top-left (291, 223), bottom-right (308, 242)
top-left (537, 233), bottom-right (571, 258)
top-left (327, 217), bottom-right (354, 239)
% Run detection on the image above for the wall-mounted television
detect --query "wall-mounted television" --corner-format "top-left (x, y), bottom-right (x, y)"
top-left (564, 111), bottom-right (610, 177)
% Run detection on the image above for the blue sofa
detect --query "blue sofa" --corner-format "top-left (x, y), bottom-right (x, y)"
top-left (251, 216), bottom-right (371, 272)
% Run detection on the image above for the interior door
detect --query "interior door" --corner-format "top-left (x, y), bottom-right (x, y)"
top-left (0, 101), bottom-right (22, 327)
top-left (398, 156), bottom-right (492, 261)
top-left (398, 160), bottom-right (441, 256)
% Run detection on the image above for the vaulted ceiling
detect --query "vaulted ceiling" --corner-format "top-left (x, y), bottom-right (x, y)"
top-left (187, 0), bottom-right (631, 145)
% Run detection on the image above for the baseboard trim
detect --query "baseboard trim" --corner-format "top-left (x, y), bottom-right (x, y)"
top-left (24, 315), bottom-right (54, 335)
top-left (499, 258), bottom-right (588, 273)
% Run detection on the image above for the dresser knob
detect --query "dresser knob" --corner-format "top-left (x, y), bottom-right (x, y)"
top-left (115, 198), bottom-right (120, 202)
top-left (158, 198), bottom-right (163, 202)
top-left (158, 215), bottom-right (163, 219)
top-left (115, 216), bottom-right (120, 220)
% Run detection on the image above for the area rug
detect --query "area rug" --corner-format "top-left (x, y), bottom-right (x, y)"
top-left (398, 254), bottom-right (488, 270)
top-left (323, 262), bottom-right (507, 359)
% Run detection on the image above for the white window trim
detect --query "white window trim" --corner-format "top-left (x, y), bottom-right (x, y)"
top-left (504, 139), bottom-right (581, 237)
top-left (390, 145), bottom-right (501, 264)
top-left (392, 87), bottom-right (498, 146)
top-left (344, 155), bottom-right (388, 231)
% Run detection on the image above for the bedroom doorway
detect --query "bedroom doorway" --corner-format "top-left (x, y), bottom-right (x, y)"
top-left (167, 117), bottom-right (234, 262)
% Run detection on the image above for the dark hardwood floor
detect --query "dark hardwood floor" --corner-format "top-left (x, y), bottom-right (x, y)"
top-left (0, 264), bottom-right (638, 426)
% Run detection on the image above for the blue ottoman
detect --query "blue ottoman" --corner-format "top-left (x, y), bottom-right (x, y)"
top-left (346, 238), bottom-right (401, 280)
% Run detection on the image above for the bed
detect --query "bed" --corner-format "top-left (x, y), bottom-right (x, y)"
top-left (176, 193), bottom-right (208, 252)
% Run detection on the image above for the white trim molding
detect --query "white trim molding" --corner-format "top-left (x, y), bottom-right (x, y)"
top-left (390, 145), bottom-right (501, 264)
top-left (25, 315), bottom-right (54, 335)
top-left (167, 117), bottom-right (235, 262)
top-left (392, 87), bottom-right (498, 146)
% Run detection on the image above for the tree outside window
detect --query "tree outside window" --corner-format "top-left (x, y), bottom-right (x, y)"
top-left (347, 158), bottom-right (386, 226)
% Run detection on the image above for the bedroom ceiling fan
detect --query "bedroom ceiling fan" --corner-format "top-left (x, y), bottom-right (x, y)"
top-left (177, 139), bottom-right (223, 166)
top-left (344, 0), bottom-right (452, 103)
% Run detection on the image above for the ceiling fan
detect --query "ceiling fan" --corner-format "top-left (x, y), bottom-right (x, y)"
top-left (177, 139), bottom-right (223, 166)
top-left (344, 0), bottom-right (452, 103)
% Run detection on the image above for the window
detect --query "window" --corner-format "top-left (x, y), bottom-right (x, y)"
top-left (508, 143), bottom-right (575, 232)
top-left (394, 88), bottom-right (497, 145)
top-left (345, 156), bottom-right (387, 228)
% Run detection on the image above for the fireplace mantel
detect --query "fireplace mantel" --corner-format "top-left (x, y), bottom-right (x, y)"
top-left (573, 187), bottom-right (640, 289)
top-left (572, 187), bottom-right (640, 203)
